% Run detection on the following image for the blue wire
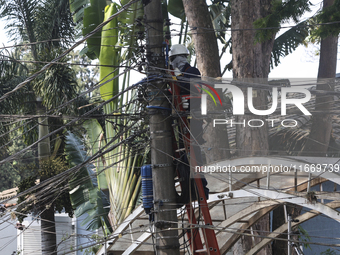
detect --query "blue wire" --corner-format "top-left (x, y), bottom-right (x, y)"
top-left (146, 106), bottom-right (172, 111)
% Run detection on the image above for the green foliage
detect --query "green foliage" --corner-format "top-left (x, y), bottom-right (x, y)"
top-left (0, 0), bottom-right (38, 43)
top-left (0, 49), bottom-right (33, 146)
top-left (34, 52), bottom-right (78, 112)
top-left (68, 0), bottom-right (149, 230)
top-left (70, 0), bottom-right (143, 63)
top-left (0, 155), bottom-right (37, 192)
top-left (119, 0), bottom-right (144, 62)
top-left (0, 0), bottom-right (74, 59)
top-left (16, 158), bottom-right (73, 223)
top-left (69, 0), bottom-right (107, 59)
top-left (39, 158), bottom-right (69, 178)
top-left (0, 162), bottom-right (19, 191)
top-left (83, 119), bottom-right (107, 189)
top-left (209, 1), bottom-right (231, 41)
top-left (20, 119), bottom-right (39, 146)
top-left (271, 20), bottom-right (309, 68)
top-left (82, 0), bottom-right (107, 59)
top-left (80, 234), bottom-right (102, 255)
top-left (65, 131), bottom-right (112, 233)
top-left (254, 0), bottom-right (311, 42)
top-left (99, 3), bottom-right (120, 102)
top-left (17, 174), bottom-right (38, 222)
top-left (0, 0), bottom-right (79, 117)
top-left (69, 50), bottom-right (99, 94)
top-left (321, 249), bottom-right (339, 255)
top-left (0, 49), bottom-right (33, 112)
top-left (34, 0), bottom-right (75, 48)
top-left (297, 225), bottom-right (311, 250)
top-left (168, 0), bottom-right (185, 21)
top-left (310, 0), bottom-right (340, 40)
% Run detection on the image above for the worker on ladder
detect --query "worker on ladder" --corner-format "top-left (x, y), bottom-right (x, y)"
top-left (169, 44), bottom-right (209, 205)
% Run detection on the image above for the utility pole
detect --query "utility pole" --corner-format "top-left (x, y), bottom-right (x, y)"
top-left (144, 1), bottom-right (180, 254)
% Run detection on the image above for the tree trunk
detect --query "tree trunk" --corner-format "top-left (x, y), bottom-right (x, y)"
top-left (182, 0), bottom-right (231, 163)
top-left (41, 206), bottom-right (57, 255)
top-left (231, 0), bottom-right (274, 157)
top-left (182, 0), bottom-right (220, 78)
top-left (231, 0), bottom-right (275, 254)
top-left (300, 0), bottom-right (338, 157)
top-left (37, 100), bottom-right (56, 255)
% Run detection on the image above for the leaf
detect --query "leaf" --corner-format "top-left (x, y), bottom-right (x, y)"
top-left (83, 0), bottom-right (107, 58)
top-left (51, 135), bottom-right (62, 159)
top-left (65, 132), bottom-right (112, 233)
top-left (254, 0), bottom-right (311, 43)
top-left (69, 0), bottom-right (90, 16)
top-left (168, 0), bottom-right (185, 21)
top-left (311, 0), bottom-right (340, 39)
top-left (84, 119), bottom-right (107, 189)
top-left (209, 3), bottom-right (230, 39)
top-left (99, 3), bottom-right (120, 101)
top-left (70, 0), bottom-right (106, 58)
top-left (271, 20), bottom-right (309, 68)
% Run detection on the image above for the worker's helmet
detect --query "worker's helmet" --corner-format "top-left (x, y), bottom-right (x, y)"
top-left (169, 44), bottom-right (189, 60)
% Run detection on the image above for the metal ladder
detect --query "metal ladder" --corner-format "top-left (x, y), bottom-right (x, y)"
top-left (169, 76), bottom-right (221, 255)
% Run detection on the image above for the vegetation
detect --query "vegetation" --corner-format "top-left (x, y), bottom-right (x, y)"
top-left (0, 0), bottom-right (340, 254)
top-left (16, 157), bottom-right (73, 223)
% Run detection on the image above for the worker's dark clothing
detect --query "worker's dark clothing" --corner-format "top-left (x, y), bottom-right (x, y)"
top-left (177, 63), bottom-right (201, 95)
top-left (175, 63), bottom-right (209, 206)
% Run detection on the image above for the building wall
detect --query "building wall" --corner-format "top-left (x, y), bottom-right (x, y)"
top-left (18, 213), bottom-right (76, 255)
top-left (0, 218), bottom-right (17, 255)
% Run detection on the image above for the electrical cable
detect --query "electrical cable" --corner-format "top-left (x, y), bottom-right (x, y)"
top-left (0, 0), bottom-right (140, 102)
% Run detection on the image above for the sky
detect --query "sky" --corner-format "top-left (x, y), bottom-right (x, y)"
top-left (0, 0), bottom-right (338, 80)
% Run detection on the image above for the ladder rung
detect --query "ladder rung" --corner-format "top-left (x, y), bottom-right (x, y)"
top-left (195, 249), bottom-right (207, 253)
top-left (175, 148), bottom-right (186, 152)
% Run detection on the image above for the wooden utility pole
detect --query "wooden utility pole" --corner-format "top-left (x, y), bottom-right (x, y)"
top-left (144, 1), bottom-right (180, 254)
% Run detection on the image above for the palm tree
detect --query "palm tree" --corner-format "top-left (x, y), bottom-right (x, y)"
top-left (0, 1), bottom-right (78, 254)
top-left (0, 49), bottom-right (36, 191)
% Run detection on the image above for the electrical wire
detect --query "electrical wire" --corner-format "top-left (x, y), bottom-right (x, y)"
top-left (0, 0), bottom-right (140, 102)
top-left (1, 9), bottom-right (340, 253)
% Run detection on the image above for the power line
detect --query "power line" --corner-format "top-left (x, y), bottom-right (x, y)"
top-left (0, 0), bottom-right (139, 102)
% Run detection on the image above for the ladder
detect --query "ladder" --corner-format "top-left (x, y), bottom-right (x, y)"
top-left (169, 75), bottom-right (221, 255)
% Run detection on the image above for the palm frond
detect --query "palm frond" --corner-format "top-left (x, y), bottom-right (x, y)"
top-left (271, 20), bottom-right (309, 68)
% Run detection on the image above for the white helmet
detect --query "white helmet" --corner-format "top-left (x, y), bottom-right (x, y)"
top-left (169, 44), bottom-right (189, 57)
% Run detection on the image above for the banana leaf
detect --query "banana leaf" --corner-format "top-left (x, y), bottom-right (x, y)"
top-left (65, 131), bottom-right (112, 233)
top-left (69, 0), bottom-right (106, 59)
top-left (84, 119), bottom-right (107, 189)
